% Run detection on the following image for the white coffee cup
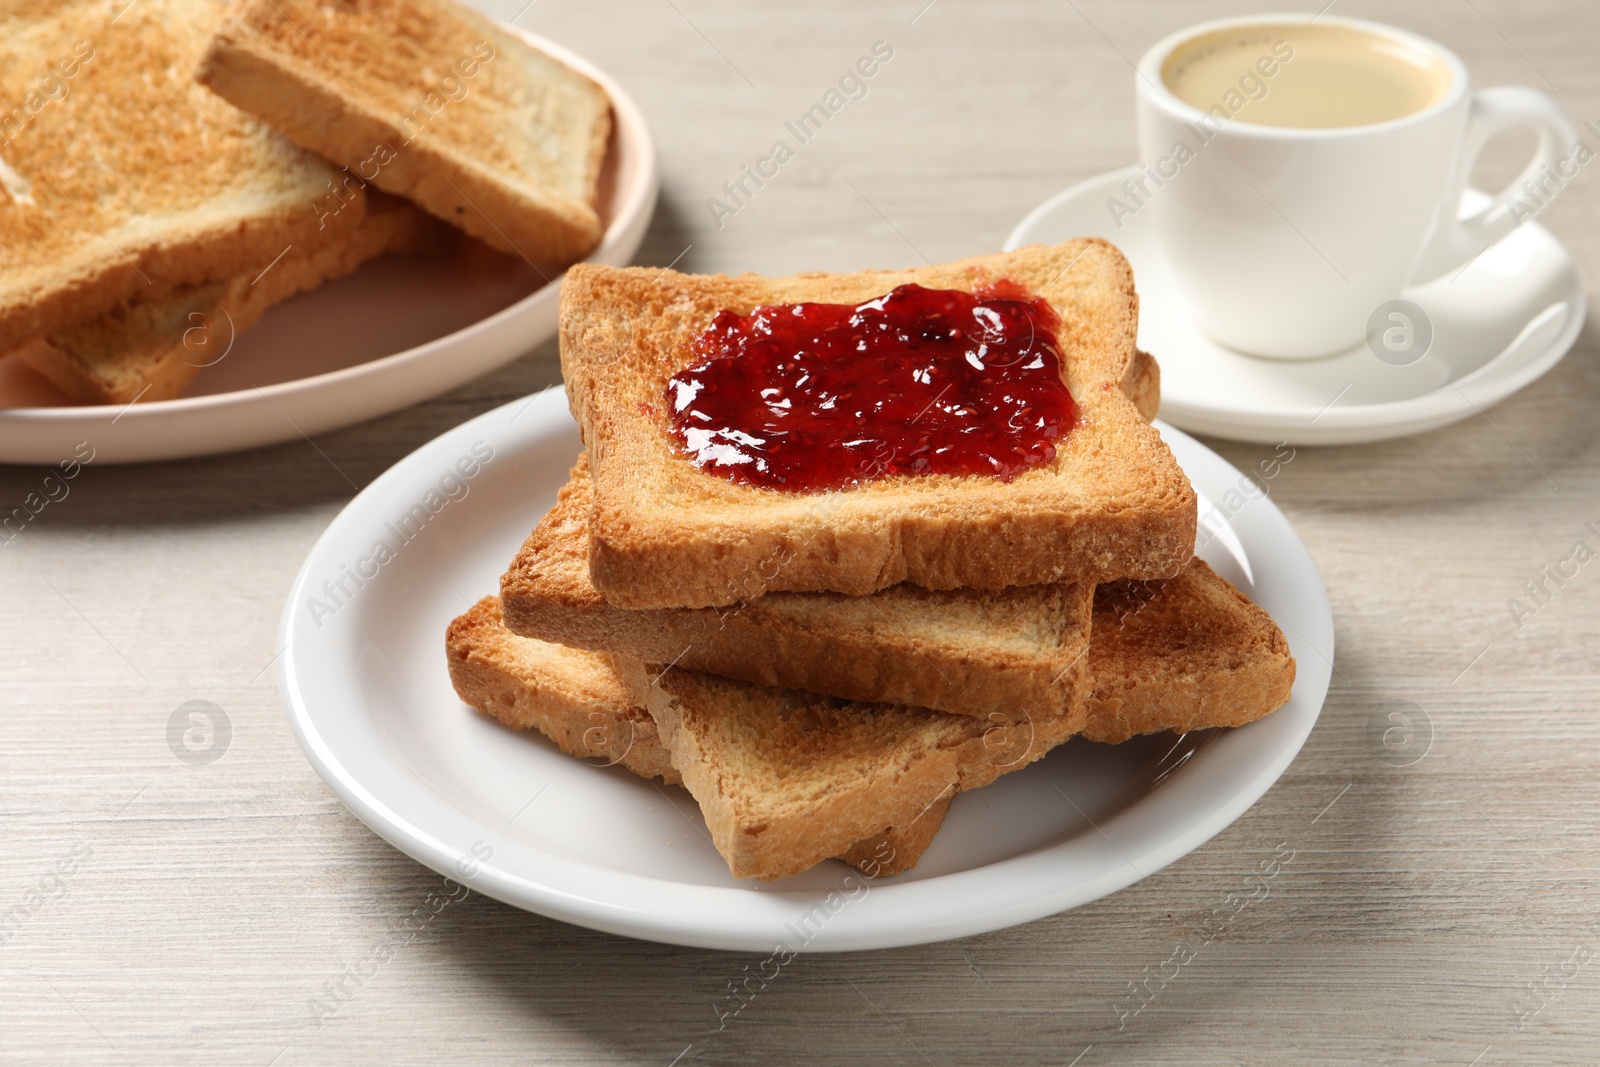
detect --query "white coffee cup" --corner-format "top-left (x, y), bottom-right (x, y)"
top-left (1134, 14), bottom-right (1577, 359)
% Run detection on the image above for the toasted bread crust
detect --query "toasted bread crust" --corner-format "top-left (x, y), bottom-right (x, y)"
top-left (198, 0), bottom-right (609, 267)
top-left (450, 552), bottom-right (1296, 882)
top-left (445, 597), bottom-right (946, 874)
top-left (1125, 349), bottom-right (1160, 423)
top-left (447, 596), bottom-right (677, 781)
top-left (623, 659), bottom-right (1083, 881)
top-left (0, 1), bottom-right (351, 351)
top-left (837, 793), bottom-right (953, 877)
top-left (562, 241), bottom-right (1197, 608)
top-left (616, 558), bottom-right (1292, 880)
top-left (15, 196), bottom-right (446, 405)
top-left (500, 455), bottom-right (1094, 719)
top-left (1083, 559), bottom-right (1296, 743)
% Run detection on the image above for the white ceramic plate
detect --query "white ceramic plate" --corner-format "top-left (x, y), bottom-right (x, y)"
top-left (278, 388), bottom-right (1333, 952)
top-left (0, 29), bottom-right (657, 466)
top-left (1007, 166), bottom-right (1585, 446)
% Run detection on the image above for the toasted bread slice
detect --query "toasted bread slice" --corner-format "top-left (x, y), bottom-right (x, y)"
top-left (618, 557), bottom-right (1292, 881)
top-left (1082, 559), bottom-right (1296, 743)
top-left (501, 455), bottom-right (1093, 719)
top-left (835, 791), bottom-right (952, 878)
top-left (560, 241), bottom-right (1197, 609)
top-left (447, 596), bottom-right (676, 782)
top-left (14, 195), bottom-right (447, 405)
top-left (450, 554), bottom-right (1294, 880)
top-left (620, 659), bottom-right (1080, 881)
top-left (198, 0), bottom-right (610, 267)
top-left (0, 0), bottom-right (355, 352)
top-left (445, 597), bottom-right (948, 877)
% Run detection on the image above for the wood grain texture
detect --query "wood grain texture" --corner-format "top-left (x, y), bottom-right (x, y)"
top-left (2, 0), bottom-right (1598, 1063)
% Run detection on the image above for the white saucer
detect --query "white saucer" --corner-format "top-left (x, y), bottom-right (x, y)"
top-left (0, 28), bottom-right (657, 466)
top-left (277, 387), bottom-right (1332, 952)
top-left (1006, 166), bottom-right (1585, 446)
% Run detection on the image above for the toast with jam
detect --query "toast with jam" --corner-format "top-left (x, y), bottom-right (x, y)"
top-left (198, 0), bottom-right (611, 268)
top-left (498, 350), bottom-right (1160, 720)
top-left (558, 240), bottom-right (1196, 610)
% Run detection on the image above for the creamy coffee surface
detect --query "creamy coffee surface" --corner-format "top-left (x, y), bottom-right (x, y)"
top-left (1163, 23), bottom-right (1451, 129)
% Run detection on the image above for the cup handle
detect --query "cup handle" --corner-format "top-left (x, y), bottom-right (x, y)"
top-left (1409, 86), bottom-right (1578, 283)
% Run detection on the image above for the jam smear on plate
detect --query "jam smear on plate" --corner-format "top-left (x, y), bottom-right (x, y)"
top-left (665, 280), bottom-right (1077, 492)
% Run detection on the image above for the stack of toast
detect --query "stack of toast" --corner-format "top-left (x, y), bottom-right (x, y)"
top-left (1, 0), bottom-right (610, 406)
top-left (448, 239), bottom-right (1296, 881)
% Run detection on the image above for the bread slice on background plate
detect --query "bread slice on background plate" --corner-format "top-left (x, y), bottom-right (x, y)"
top-left (14, 195), bottom-right (449, 405)
top-left (498, 352), bottom-right (1160, 719)
top-left (0, 0), bottom-right (354, 352)
top-left (559, 241), bottom-right (1197, 610)
top-left (447, 560), bottom-right (1293, 881)
top-left (198, 0), bottom-right (611, 268)
top-left (445, 598), bottom-right (948, 879)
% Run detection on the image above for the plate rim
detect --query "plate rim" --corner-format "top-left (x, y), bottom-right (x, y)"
top-left (1005, 164), bottom-right (1586, 438)
top-left (0, 27), bottom-right (658, 438)
top-left (277, 386), bottom-right (1333, 952)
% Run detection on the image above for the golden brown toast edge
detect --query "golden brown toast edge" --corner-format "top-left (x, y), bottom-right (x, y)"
top-left (1083, 558), bottom-right (1296, 743)
top-left (447, 596), bottom-right (677, 782)
top-left (500, 454), bottom-right (1094, 720)
top-left (616, 556), bottom-right (1292, 881)
top-left (620, 656), bottom-right (1066, 882)
top-left (1125, 349), bottom-right (1160, 423)
top-left (453, 547), bottom-right (1296, 883)
top-left (445, 596), bottom-right (949, 877)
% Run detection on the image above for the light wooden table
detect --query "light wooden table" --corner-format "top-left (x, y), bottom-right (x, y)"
top-left (4, 1), bottom-right (1598, 1063)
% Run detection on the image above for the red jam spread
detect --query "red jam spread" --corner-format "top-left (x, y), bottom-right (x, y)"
top-left (665, 281), bottom-right (1076, 492)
